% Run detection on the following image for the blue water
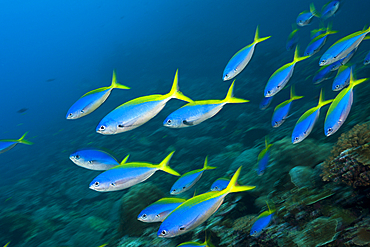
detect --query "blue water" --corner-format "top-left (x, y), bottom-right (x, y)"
top-left (1, 0), bottom-right (370, 246)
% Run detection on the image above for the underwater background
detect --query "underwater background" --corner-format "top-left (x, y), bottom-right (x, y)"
top-left (2, 0), bottom-right (370, 246)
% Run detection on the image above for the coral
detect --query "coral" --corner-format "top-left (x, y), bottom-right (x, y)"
top-left (293, 217), bottom-right (339, 247)
top-left (322, 122), bottom-right (370, 188)
top-left (289, 166), bottom-right (314, 188)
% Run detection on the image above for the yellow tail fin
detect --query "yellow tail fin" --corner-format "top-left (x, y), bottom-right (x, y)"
top-left (223, 80), bottom-right (250, 104)
top-left (158, 151), bottom-right (180, 176)
top-left (167, 69), bottom-right (193, 102)
top-left (349, 69), bottom-right (369, 88)
top-left (18, 132), bottom-right (33, 145)
top-left (202, 156), bottom-right (217, 171)
top-left (293, 46), bottom-right (310, 63)
top-left (225, 166), bottom-right (255, 193)
top-left (110, 69), bottom-right (130, 90)
top-left (290, 85), bottom-right (304, 101)
top-left (253, 26), bottom-right (271, 44)
top-left (317, 89), bottom-right (333, 108)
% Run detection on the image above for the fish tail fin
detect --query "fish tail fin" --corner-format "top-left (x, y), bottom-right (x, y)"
top-left (350, 69), bottom-right (369, 88)
top-left (310, 3), bottom-right (320, 18)
top-left (318, 89), bottom-right (333, 107)
top-left (120, 154), bottom-right (130, 165)
top-left (158, 151), bottom-right (180, 176)
top-left (265, 136), bottom-right (273, 150)
top-left (326, 22), bottom-right (338, 35)
top-left (202, 156), bottom-right (217, 171)
top-left (253, 25), bottom-right (271, 44)
top-left (265, 200), bottom-right (276, 214)
top-left (293, 45), bottom-right (310, 63)
top-left (223, 80), bottom-right (250, 104)
top-left (290, 85), bottom-right (304, 101)
top-left (110, 69), bottom-right (130, 90)
top-left (225, 166), bottom-right (256, 194)
top-left (18, 132), bottom-right (33, 145)
top-left (168, 69), bottom-right (193, 102)
top-left (204, 233), bottom-right (215, 247)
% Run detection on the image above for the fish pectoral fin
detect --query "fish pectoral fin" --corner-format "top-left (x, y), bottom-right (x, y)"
top-left (182, 120), bottom-right (195, 126)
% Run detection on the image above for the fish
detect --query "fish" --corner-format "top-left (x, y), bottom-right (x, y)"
top-left (163, 80), bottom-right (248, 128)
top-left (0, 132), bottom-right (33, 154)
top-left (264, 46), bottom-right (309, 97)
top-left (319, 27), bottom-right (370, 66)
top-left (312, 65), bottom-right (334, 84)
top-left (320, 0), bottom-right (340, 20)
top-left (17, 108), bottom-right (28, 113)
top-left (66, 70), bottom-right (130, 119)
top-left (324, 70), bottom-right (368, 136)
top-left (97, 69), bottom-right (193, 135)
top-left (296, 3), bottom-right (319, 27)
top-left (137, 197), bottom-right (186, 223)
top-left (223, 26), bottom-right (271, 80)
top-left (292, 89), bottom-right (333, 144)
top-left (69, 149), bottom-right (125, 170)
top-left (259, 96), bottom-right (273, 110)
top-left (271, 86), bottom-right (303, 128)
top-left (286, 25), bottom-right (299, 51)
top-left (157, 166), bottom-right (255, 238)
top-left (89, 151), bottom-right (180, 192)
top-left (250, 202), bottom-right (275, 237)
top-left (364, 51), bottom-right (370, 65)
top-left (170, 156), bottom-right (216, 195)
top-left (304, 23), bottom-right (338, 56)
top-left (332, 65), bottom-right (351, 91)
top-left (256, 136), bottom-right (272, 175)
top-left (310, 26), bottom-right (326, 40)
top-left (328, 47), bottom-right (357, 71)
top-left (210, 178), bottom-right (230, 191)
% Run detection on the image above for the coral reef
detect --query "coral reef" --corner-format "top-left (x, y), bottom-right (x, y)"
top-left (322, 122), bottom-right (370, 188)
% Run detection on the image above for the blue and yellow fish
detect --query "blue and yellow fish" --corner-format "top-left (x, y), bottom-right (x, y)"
top-left (66, 70), bottom-right (130, 119)
top-left (69, 149), bottom-right (123, 170)
top-left (256, 136), bottom-right (272, 175)
top-left (292, 89), bottom-right (333, 144)
top-left (320, 27), bottom-right (370, 66)
top-left (250, 202), bottom-right (275, 237)
top-left (304, 23), bottom-right (338, 56)
top-left (163, 80), bottom-right (248, 128)
top-left (97, 69), bottom-right (192, 134)
top-left (89, 151), bottom-right (180, 192)
top-left (332, 65), bottom-right (351, 91)
top-left (0, 132), bottom-right (33, 154)
top-left (264, 47), bottom-right (309, 97)
top-left (312, 65), bottom-right (333, 84)
top-left (296, 3), bottom-right (319, 27)
top-left (210, 177), bottom-right (230, 191)
top-left (170, 156), bottom-right (216, 195)
top-left (324, 70), bottom-right (368, 136)
top-left (138, 197), bottom-right (186, 223)
top-left (158, 166), bottom-right (255, 238)
top-left (286, 25), bottom-right (299, 51)
top-left (271, 86), bottom-right (303, 128)
top-left (223, 26), bottom-right (270, 81)
top-left (320, 0), bottom-right (340, 20)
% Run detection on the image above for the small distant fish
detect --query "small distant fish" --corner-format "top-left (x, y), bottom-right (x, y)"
top-left (250, 202), bottom-right (275, 237)
top-left (296, 3), bottom-right (319, 27)
top-left (332, 65), bottom-right (351, 91)
top-left (46, 78), bottom-right (56, 82)
top-left (320, 0), bottom-right (340, 20)
top-left (312, 65), bottom-right (334, 84)
top-left (304, 23), bottom-right (338, 56)
top-left (364, 51), bottom-right (370, 65)
top-left (97, 69), bottom-right (192, 135)
top-left (163, 80), bottom-right (248, 128)
top-left (69, 149), bottom-right (124, 170)
top-left (0, 132), bottom-right (33, 154)
top-left (324, 70), bottom-right (368, 136)
top-left (170, 156), bottom-right (216, 195)
top-left (286, 25), bottom-right (299, 51)
top-left (137, 198), bottom-right (186, 223)
top-left (256, 136), bottom-right (272, 175)
top-left (158, 167), bottom-right (255, 238)
top-left (292, 89), bottom-right (333, 144)
top-left (17, 108), bottom-right (28, 114)
top-left (310, 27), bottom-right (326, 40)
top-left (223, 26), bottom-right (271, 81)
top-left (319, 27), bottom-right (370, 66)
top-left (210, 177), bottom-right (230, 191)
top-left (89, 151), bottom-right (180, 192)
top-left (259, 96), bottom-right (273, 110)
top-left (271, 86), bottom-right (303, 128)
top-left (67, 70), bottom-right (130, 119)
top-left (264, 46), bottom-right (309, 97)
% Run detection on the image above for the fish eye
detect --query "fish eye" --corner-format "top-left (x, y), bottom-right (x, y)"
top-left (161, 230), bottom-right (167, 235)
top-left (214, 186), bottom-right (218, 190)
top-left (155, 214), bottom-right (160, 218)
top-left (267, 91), bottom-right (271, 94)
top-left (111, 182), bottom-right (116, 186)
top-left (68, 113), bottom-right (73, 117)
top-left (179, 226), bottom-right (185, 231)
top-left (75, 155), bottom-right (80, 159)
top-left (142, 214), bottom-right (147, 219)
top-left (80, 110), bottom-right (85, 113)
top-left (294, 137), bottom-right (299, 141)
top-left (335, 85), bottom-right (339, 89)
top-left (225, 74), bottom-right (229, 78)
top-left (327, 128), bottom-right (333, 133)
top-left (182, 186), bottom-right (186, 190)
top-left (173, 189), bottom-right (176, 191)
top-left (253, 230), bottom-right (258, 235)
top-left (277, 85), bottom-right (280, 89)
top-left (166, 119), bottom-right (172, 125)
top-left (99, 125), bottom-right (105, 131)
top-left (94, 181), bottom-right (100, 187)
